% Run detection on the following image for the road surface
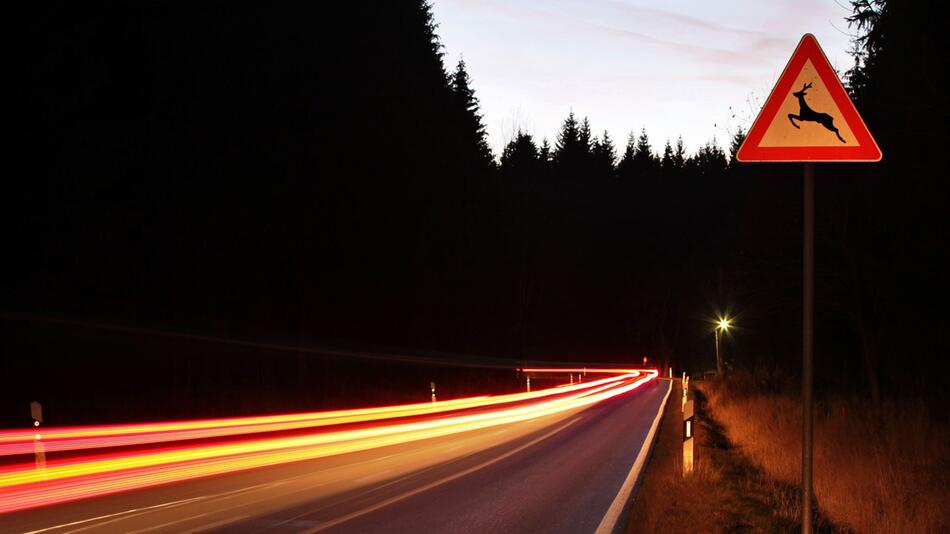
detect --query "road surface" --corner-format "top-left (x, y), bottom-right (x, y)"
top-left (1, 376), bottom-right (670, 534)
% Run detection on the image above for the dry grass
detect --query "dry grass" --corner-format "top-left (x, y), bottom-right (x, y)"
top-left (702, 371), bottom-right (950, 534)
top-left (627, 380), bottom-right (808, 533)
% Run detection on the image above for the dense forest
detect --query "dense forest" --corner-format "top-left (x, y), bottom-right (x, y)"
top-left (3, 1), bottom-right (947, 424)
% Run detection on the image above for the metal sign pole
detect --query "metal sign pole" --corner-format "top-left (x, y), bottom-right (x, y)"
top-left (802, 162), bottom-right (815, 534)
top-left (715, 329), bottom-right (722, 376)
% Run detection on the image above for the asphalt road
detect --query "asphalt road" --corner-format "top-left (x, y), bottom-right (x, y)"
top-left (0, 379), bottom-right (671, 534)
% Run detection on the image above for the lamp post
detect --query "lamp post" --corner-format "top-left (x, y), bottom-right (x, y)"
top-left (715, 317), bottom-right (731, 377)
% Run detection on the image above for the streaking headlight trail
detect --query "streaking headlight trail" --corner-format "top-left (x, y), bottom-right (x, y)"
top-left (0, 367), bottom-right (657, 514)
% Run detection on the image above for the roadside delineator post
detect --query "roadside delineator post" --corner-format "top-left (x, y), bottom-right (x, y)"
top-left (31, 401), bottom-right (45, 471)
top-left (682, 373), bottom-right (689, 412)
top-left (683, 398), bottom-right (695, 475)
top-left (526, 376), bottom-right (531, 392)
top-left (430, 381), bottom-right (436, 403)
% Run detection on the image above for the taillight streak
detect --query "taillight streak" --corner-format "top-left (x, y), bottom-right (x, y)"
top-left (0, 372), bottom-right (634, 456)
top-left (0, 368), bottom-right (657, 514)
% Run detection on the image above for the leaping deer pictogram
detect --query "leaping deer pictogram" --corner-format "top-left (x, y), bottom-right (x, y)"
top-left (787, 82), bottom-right (846, 143)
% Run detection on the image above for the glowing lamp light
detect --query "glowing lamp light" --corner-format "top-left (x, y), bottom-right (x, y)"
top-left (712, 314), bottom-right (734, 377)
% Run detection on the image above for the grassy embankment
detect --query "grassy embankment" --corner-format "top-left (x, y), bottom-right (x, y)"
top-left (626, 378), bottom-right (827, 533)
top-left (703, 370), bottom-right (950, 534)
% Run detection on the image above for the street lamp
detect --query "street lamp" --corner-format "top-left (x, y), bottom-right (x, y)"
top-left (715, 317), bottom-right (731, 377)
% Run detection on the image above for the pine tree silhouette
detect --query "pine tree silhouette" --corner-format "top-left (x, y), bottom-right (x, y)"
top-left (554, 112), bottom-right (591, 179)
top-left (577, 117), bottom-right (595, 177)
top-left (579, 118), bottom-right (593, 155)
top-left (728, 128), bottom-right (746, 165)
top-left (661, 140), bottom-right (675, 175)
top-left (591, 130), bottom-right (616, 180)
top-left (450, 59), bottom-right (495, 172)
top-left (539, 138), bottom-right (552, 165)
top-left (501, 130), bottom-right (540, 178)
top-left (631, 128), bottom-right (657, 179)
top-left (538, 138), bottom-right (553, 179)
top-left (688, 141), bottom-right (728, 177)
top-left (555, 112), bottom-right (581, 155)
top-left (673, 136), bottom-right (687, 171)
top-left (616, 131), bottom-right (638, 180)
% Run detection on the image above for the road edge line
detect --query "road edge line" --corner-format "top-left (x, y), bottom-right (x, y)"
top-left (594, 378), bottom-right (673, 534)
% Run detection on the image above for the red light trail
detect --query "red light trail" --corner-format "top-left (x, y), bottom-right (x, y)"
top-left (0, 368), bottom-right (657, 514)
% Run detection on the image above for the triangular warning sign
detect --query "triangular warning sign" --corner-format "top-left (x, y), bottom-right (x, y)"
top-left (737, 34), bottom-right (881, 162)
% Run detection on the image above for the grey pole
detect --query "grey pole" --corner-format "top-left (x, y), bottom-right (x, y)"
top-left (715, 329), bottom-right (722, 377)
top-left (802, 162), bottom-right (815, 534)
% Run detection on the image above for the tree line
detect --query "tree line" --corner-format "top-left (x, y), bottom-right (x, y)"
top-left (499, 114), bottom-right (730, 183)
top-left (4, 0), bottom-right (947, 423)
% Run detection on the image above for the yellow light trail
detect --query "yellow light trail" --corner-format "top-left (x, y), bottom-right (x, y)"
top-left (0, 368), bottom-right (657, 514)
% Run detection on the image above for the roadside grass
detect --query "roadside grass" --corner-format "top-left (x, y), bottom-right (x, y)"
top-left (703, 370), bottom-right (950, 534)
top-left (626, 379), bottom-right (833, 533)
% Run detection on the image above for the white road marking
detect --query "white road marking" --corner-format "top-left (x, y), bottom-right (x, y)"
top-left (352, 469), bottom-right (393, 484)
top-left (127, 512), bottom-right (213, 533)
top-left (184, 514), bottom-right (249, 533)
top-left (24, 407), bottom-right (581, 534)
top-left (300, 416), bottom-right (583, 533)
top-left (45, 481), bottom-right (282, 533)
top-left (594, 380), bottom-right (672, 534)
top-left (24, 497), bottom-right (207, 534)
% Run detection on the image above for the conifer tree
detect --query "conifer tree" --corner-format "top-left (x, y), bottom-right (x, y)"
top-left (673, 136), bottom-right (687, 171)
top-left (539, 138), bottom-right (552, 165)
top-left (616, 131), bottom-right (638, 180)
top-left (688, 140), bottom-right (728, 177)
top-left (555, 112), bottom-right (581, 156)
top-left (450, 58), bottom-right (495, 172)
top-left (631, 127), bottom-right (657, 178)
top-left (728, 128), bottom-right (746, 165)
top-left (500, 130), bottom-right (540, 178)
top-left (538, 138), bottom-right (553, 178)
top-left (554, 112), bottom-right (590, 179)
top-left (661, 140), bottom-right (675, 174)
top-left (591, 130), bottom-right (616, 180)
top-left (579, 118), bottom-right (593, 155)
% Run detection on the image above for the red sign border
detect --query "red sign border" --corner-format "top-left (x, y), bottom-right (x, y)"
top-left (736, 34), bottom-right (881, 163)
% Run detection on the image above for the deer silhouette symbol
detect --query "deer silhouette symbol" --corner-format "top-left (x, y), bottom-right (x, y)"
top-left (787, 82), bottom-right (846, 143)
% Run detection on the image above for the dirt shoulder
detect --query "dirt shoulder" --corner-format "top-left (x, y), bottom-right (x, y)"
top-left (625, 379), bottom-right (842, 533)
